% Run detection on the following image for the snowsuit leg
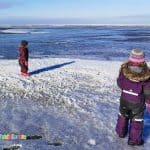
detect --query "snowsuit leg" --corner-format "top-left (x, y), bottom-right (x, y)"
top-left (116, 114), bottom-right (129, 138)
top-left (128, 120), bottom-right (143, 145)
top-left (19, 60), bottom-right (28, 73)
top-left (128, 105), bottom-right (144, 145)
top-left (116, 99), bottom-right (145, 142)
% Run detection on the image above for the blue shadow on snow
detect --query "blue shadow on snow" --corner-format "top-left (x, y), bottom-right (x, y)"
top-left (29, 61), bottom-right (75, 76)
top-left (143, 108), bottom-right (150, 142)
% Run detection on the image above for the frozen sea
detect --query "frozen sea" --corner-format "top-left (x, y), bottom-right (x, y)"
top-left (0, 26), bottom-right (150, 150)
top-left (1, 25), bottom-right (150, 60)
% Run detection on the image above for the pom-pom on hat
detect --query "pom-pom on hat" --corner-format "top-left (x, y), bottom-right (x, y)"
top-left (129, 49), bottom-right (145, 63)
top-left (21, 40), bottom-right (28, 46)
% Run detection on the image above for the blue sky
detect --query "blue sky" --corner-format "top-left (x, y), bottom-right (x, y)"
top-left (0, 0), bottom-right (150, 25)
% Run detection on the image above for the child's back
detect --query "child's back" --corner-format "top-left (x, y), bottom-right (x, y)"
top-left (116, 49), bottom-right (150, 146)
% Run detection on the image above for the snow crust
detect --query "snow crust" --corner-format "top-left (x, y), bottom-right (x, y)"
top-left (0, 58), bottom-right (149, 150)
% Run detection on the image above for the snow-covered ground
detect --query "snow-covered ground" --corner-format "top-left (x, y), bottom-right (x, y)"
top-left (0, 58), bottom-right (149, 150)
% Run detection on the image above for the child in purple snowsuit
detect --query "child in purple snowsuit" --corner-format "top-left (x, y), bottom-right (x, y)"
top-left (116, 49), bottom-right (150, 146)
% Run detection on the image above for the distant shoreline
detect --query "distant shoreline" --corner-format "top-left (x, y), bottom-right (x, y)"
top-left (1, 24), bottom-right (150, 29)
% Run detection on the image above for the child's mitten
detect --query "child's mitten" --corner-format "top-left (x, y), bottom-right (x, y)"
top-left (25, 61), bottom-right (28, 66)
top-left (146, 103), bottom-right (150, 114)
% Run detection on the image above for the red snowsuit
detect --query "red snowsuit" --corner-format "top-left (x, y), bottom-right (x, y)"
top-left (19, 46), bottom-right (28, 73)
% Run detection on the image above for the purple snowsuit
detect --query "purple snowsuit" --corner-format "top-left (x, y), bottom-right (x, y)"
top-left (116, 62), bottom-right (150, 145)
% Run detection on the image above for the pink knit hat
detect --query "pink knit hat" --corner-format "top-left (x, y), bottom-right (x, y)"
top-left (129, 49), bottom-right (145, 63)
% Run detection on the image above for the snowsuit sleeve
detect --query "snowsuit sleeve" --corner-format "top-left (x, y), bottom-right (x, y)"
top-left (117, 71), bottom-right (123, 89)
top-left (143, 80), bottom-right (150, 104)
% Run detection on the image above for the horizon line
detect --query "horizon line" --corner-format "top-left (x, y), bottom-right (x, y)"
top-left (1, 23), bottom-right (150, 27)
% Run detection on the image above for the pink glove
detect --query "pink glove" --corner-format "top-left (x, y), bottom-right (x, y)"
top-left (146, 103), bottom-right (150, 114)
top-left (25, 61), bottom-right (28, 66)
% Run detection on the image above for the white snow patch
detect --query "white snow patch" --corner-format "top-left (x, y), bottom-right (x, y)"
top-left (0, 58), bottom-right (149, 150)
top-left (1, 29), bottom-right (31, 34)
top-left (88, 139), bottom-right (96, 145)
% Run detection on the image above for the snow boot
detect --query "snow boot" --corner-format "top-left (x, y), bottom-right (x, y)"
top-left (128, 120), bottom-right (143, 146)
top-left (116, 114), bottom-right (129, 138)
top-left (21, 72), bottom-right (29, 77)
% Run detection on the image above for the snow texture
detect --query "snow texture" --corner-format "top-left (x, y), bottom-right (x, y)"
top-left (0, 58), bottom-right (150, 150)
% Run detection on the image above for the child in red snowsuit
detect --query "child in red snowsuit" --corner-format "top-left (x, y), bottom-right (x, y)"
top-left (19, 40), bottom-right (29, 76)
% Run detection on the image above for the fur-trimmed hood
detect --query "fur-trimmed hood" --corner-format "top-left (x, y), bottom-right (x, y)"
top-left (120, 62), bottom-right (150, 82)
